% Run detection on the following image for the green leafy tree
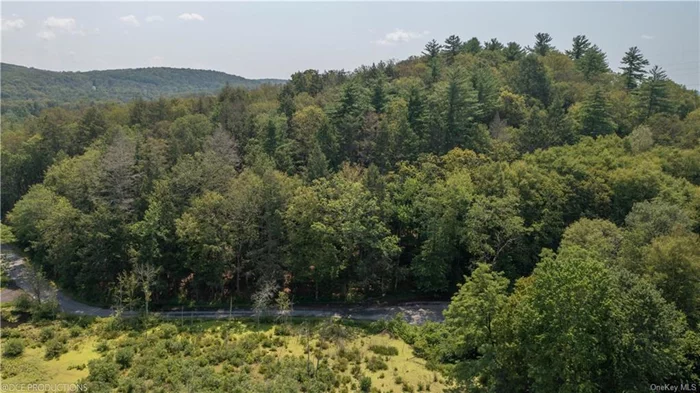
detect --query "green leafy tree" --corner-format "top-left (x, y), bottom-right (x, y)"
top-left (443, 263), bottom-right (510, 390)
top-left (641, 233), bottom-right (700, 325)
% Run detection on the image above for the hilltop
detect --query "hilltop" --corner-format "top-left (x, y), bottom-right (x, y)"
top-left (0, 63), bottom-right (286, 116)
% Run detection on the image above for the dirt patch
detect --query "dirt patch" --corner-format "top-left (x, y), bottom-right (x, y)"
top-left (0, 288), bottom-right (25, 304)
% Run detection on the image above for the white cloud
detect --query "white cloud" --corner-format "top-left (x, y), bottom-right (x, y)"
top-left (37, 30), bottom-right (56, 40)
top-left (641, 34), bottom-right (654, 40)
top-left (1, 18), bottom-right (26, 31)
top-left (44, 16), bottom-right (76, 31)
top-left (372, 28), bottom-right (429, 46)
top-left (119, 15), bottom-right (140, 27)
top-left (178, 13), bottom-right (204, 21)
top-left (145, 15), bottom-right (164, 23)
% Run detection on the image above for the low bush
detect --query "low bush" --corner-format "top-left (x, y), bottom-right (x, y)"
top-left (44, 339), bottom-right (67, 360)
top-left (367, 356), bottom-right (388, 371)
top-left (369, 344), bottom-right (399, 356)
top-left (3, 338), bottom-right (24, 357)
top-left (39, 327), bottom-right (55, 342)
top-left (360, 376), bottom-right (372, 392)
top-left (13, 293), bottom-right (34, 312)
top-left (115, 347), bottom-right (134, 369)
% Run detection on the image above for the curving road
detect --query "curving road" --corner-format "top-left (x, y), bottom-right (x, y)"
top-left (1, 246), bottom-right (446, 324)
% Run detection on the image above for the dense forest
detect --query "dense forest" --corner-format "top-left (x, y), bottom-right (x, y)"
top-left (2, 32), bottom-right (700, 390)
top-left (0, 63), bottom-right (285, 118)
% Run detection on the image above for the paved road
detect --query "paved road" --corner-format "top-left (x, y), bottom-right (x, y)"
top-left (1, 246), bottom-right (446, 324)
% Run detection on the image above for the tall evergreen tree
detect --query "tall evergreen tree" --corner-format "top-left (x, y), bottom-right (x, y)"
top-left (529, 32), bottom-right (554, 56)
top-left (423, 39), bottom-right (442, 59)
top-left (424, 39), bottom-right (443, 83)
top-left (463, 37), bottom-right (482, 54)
top-left (621, 46), bottom-right (650, 90)
top-left (484, 38), bottom-right (504, 51)
top-left (503, 42), bottom-right (525, 61)
top-left (371, 76), bottom-right (388, 114)
top-left (514, 54), bottom-right (552, 106)
top-left (443, 35), bottom-right (463, 65)
top-left (566, 35), bottom-right (591, 60)
top-left (635, 65), bottom-right (673, 120)
top-left (579, 87), bottom-right (617, 137)
top-left (577, 45), bottom-right (609, 81)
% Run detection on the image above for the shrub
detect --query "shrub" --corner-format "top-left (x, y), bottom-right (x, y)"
top-left (3, 339), bottom-right (24, 357)
top-left (334, 357), bottom-right (349, 372)
top-left (360, 376), bottom-right (372, 392)
top-left (44, 339), bottom-right (66, 360)
top-left (95, 341), bottom-right (110, 353)
top-left (369, 344), bottom-right (399, 356)
top-left (367, 356), bottom-right (388, 371)
top-left (31, 300), bottom-right (60, 321)
top-left (115, 347), bottom-right (134, 369)
top-left (39, 327), bottom-right (55, 342)
top-left (87, 358), bottom-right (119, 385)
top-left (274, 324), bottom-right (293, 336)
top-left (402, 382), bottom-right (415, 392)
top-left (13, 293), bottom-right (34, 312)
top-left (157, 323), bottom-right (178, 339)
top-left (69, 326), bottom-right (82, 338)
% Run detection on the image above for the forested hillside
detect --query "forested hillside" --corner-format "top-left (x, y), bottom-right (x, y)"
top-left (0, 63), bottom-right (285, 118)
top-left (2, 32), bottom-right (699, 390)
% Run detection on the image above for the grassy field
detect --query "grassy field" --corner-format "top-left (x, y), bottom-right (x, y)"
top-left (0, 315), bottom-right (448, 392)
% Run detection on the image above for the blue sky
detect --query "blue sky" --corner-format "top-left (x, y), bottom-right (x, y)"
top-left (2, 2), bottom-right (698, 88)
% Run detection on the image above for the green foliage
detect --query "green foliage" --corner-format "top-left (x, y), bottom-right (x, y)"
top-left (44, 338), bottom-right (67, 360)
top-left (1, 63), bottom-right (285, 117)
top-left (360, 375), bottom-right (372, 392)
top-left (2, 32), bottom-right (698, 314)
top-left (3, 338), bottom-right (24, 357)
top-left (369, 345), bottom-right (399, 356)
top-left (440, 246), bottom-right (693, 393)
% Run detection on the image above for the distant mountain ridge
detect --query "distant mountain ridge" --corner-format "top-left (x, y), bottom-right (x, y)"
top-left (0, 63), bottom-right (286, 116)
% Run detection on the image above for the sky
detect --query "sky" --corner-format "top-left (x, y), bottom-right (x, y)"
top-left (1, 2), bottom-right (698, 89)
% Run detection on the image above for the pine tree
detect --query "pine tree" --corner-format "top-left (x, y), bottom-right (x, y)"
top-left (424, 39), bottom-right (443, 83)
top-left (566, 35), bottom-right (591, 60)
top-left (504, 42), bottom-right (525, 61)
top-left (484, 38), bottom-right (504, 51)
top-left (443, 35), bottom-right (463, 65)
top-left (306, 143), bottom-right (329, 181)
top-left (577, 45), bottom-right (609, 81)
top-left (621, 46), bottom-right (650, 90)
top-left (463, 37), bottom-right (482, 54)
top-left (264, 119), bottom-right (278, 155)
top-left (278, 83), bottom-right (296, 125)
top-left (579, 87), bottom-right (616, 137)
top-left (514, 54), bottom-right (552, 106)
top-left (635, 65), bottom-right (673, 120)
top-left (529, 32), bottom-right (554, 56)
top-left (423, 39), bottom-right (442, 59)
top-left (371, 76), bottom-right (388, 114)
